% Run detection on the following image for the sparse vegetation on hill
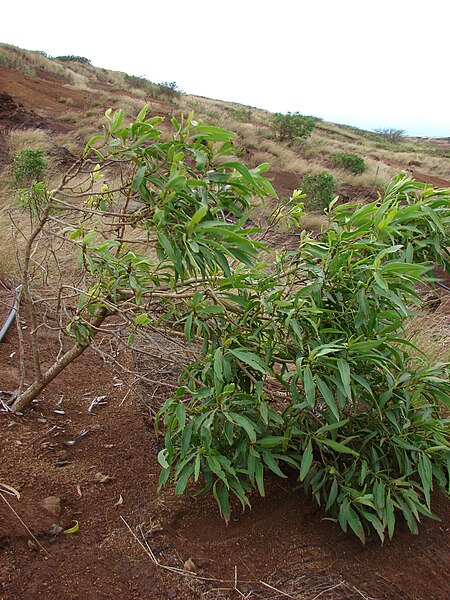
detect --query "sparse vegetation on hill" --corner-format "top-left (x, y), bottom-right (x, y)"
top-left (55, 55), bottom-right (92, 65)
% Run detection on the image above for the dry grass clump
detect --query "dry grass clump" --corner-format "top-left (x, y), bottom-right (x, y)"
top-left (8, 129), bottom-right (52, 155)
top-left (111, 95), bottom-right (148, 117)
top-left (246, 151), bottom-right (276, 168)
top-left (0, 228), bottom-right (18, 278)
top-left (406, 307), bottom-right (450, 365)
top-left (63, 68), bottom-right (90, 90)
top-left (299, 211), bottom-right (329, 232)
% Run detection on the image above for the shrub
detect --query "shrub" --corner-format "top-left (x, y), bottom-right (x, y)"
top-left (124, 74), bottom-right (152, 90)
top-left (301, 170), bottom-right (337, 210)
top-left (332, 152), bottom-right (366, 174)
top-left (374, 128), bottom-right (406, 144)
top-left (157, 81), bottom-right (182, 99)
top-left (158, 175), bottom-right (450, 543)
top-left (11, 107), bottom-right (450, 543)
top-left (13, 149), bottom-right (47, 186)
top-left (272, 112), bottom-right (316, 142)
top-left (55, 55), bottom-right (91, 65)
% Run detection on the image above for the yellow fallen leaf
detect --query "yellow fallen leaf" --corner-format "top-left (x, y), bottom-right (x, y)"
top-left (115, 495), bottom-right (124, 506)
top-left (63, 520), bottom-right (79, 534)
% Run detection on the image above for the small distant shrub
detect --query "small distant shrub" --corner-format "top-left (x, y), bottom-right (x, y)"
top-left (157, 81), bottom-right (182, 99)
top-left (55, 55), bottom-right (91, 65)
top-left (228, 107), bottom-right (252, 122)
top-left (124, 74), bottom-right (152, 90)
top-left (58, 96), bottom-right (75, 106)
top-left (332, 152), bottom-right (366, 174)
top-left (301, 170), bottom-right (337, 210)
top-left (374, 128), bottom-right (406, 144)
top-left (13, 149), bottom-right (47, 186)
top-left (60, 113), bottom-right (78, 124)
top-left (272, 112), bottom-right (316, 142)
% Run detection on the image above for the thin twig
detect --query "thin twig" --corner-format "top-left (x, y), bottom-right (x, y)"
top-left (0, 492), bottom-right (51, 557)
top-left (311, 581), bottom-right (345, 600)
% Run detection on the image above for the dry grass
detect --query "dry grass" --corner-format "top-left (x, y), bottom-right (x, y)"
top-left (8, 129), bottom-right (52, 156)
top-left (298, 211), bottom-right (329, 232)
top-left (406, 307), bottom-right (450, 365)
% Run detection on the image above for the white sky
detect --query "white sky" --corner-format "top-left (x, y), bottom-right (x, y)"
top-left (2, 0), bottom-right (450, 136)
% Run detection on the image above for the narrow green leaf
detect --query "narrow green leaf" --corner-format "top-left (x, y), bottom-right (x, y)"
top-left (303, 366), bottom-right (315, 407)
top-left (299, 441), bottom-right (314, 481)
top-left (316, 377), bottom-right (340, 420)
top-left (229, 349), bottom-right (267, 374)
top-left (262, 450), bottom-right (287, 478)
top-left (319, 438), bottom-right (359, 457)
top-left (337, 359), bottom-right (352, 400)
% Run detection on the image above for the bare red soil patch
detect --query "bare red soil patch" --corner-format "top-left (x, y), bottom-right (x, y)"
top-left (0, 66), bottom-right (92, 115)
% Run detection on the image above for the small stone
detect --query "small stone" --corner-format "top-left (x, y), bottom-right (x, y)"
top-left (41, 496), bottom-right (61, 517)
top-left (183, 558), bottom-right (197, 573)
top-left (47, 523), bottom-right (63, 536)
top-left (94, 472), bottom-right (113, 483)
top-left (27, 540), bottom-right (38, 551)
top-left (167, 588), bottom-right (177, 599)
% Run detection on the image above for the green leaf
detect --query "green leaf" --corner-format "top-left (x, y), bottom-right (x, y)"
top-left (386, 493), bottom-right (395, 539)
top-left (299, 441), bottom-right (314, 481)
top-left (229, 349), bottom-right (267, 374)
top-left (213, 347), bottom-right (224, 382)
top-left (175, 464), bottom-right (195, 495)
top-left (187, 204), bottom-right (208, 233)
top-left (228, 412), bottom-right (257, 442)
top-left (132, 166), bottom-right (146, 191)
top-left (347, 506), bottom-right (365, 543)
top-left (316, 377), bottom-right (340, 421)
top-left (63, 520), bottom-right (79, 534)
top-left (319, 438), bottom-right (359, 457)
top-left (302, 366), bottom-right (315, 407)
top-left (262, 450), bottom-right (287, 478)
top-left (258, 436), bottom-right (285, 448)
top-left (255, 459), bottom-right (265, 496)
top-left (337, 359), bottom-right (352, 400)
top-left (157, 449), bottom-right (169, 469)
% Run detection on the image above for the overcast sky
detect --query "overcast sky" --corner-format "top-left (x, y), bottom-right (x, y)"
top-left (2, 1), bottom-right (449, 137)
